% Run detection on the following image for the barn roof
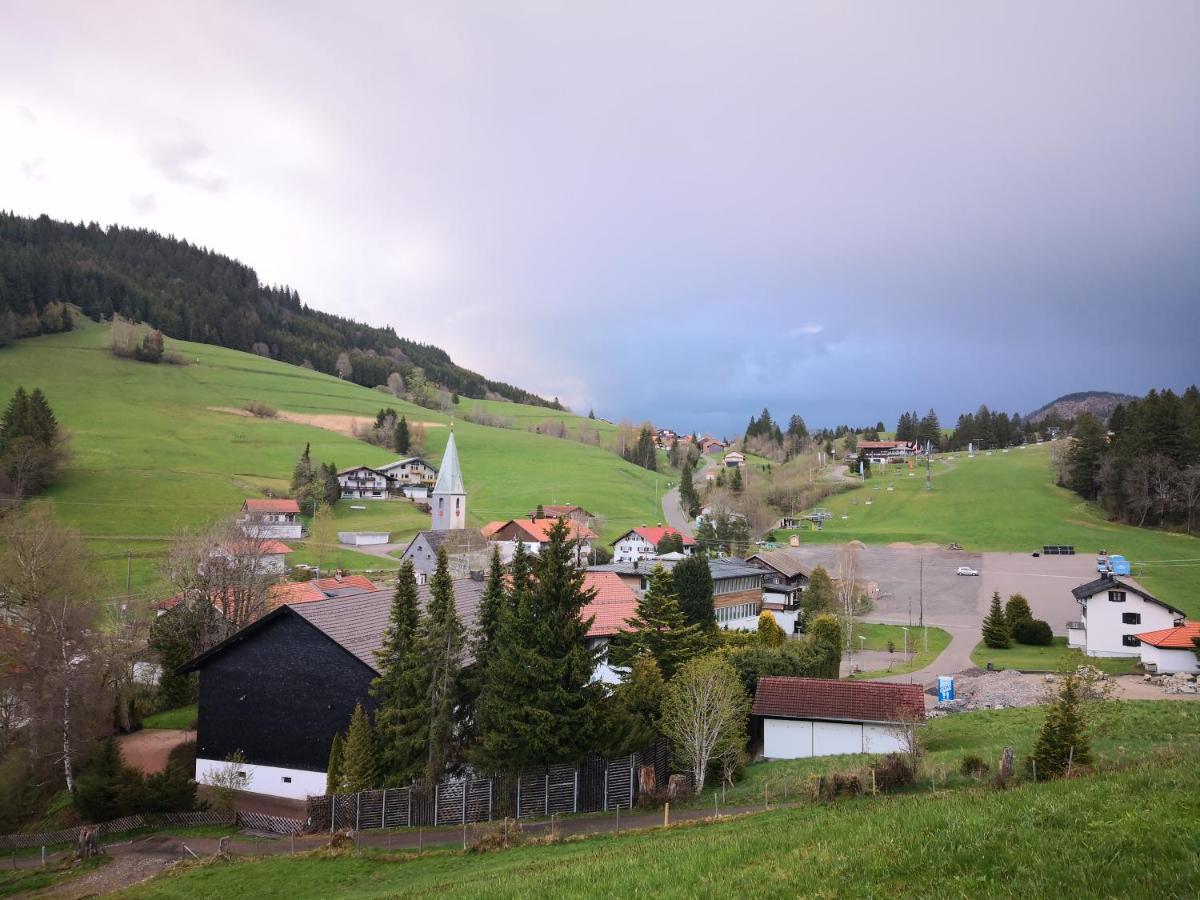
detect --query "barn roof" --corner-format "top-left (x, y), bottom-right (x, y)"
top-left (745, 549), bottom-right (812, 580)
top-left (179, 578), bottom-right (486, 675)
top-left (751, 676), bottom-right (925, 725)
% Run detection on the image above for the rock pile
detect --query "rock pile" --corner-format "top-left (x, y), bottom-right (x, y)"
top-left (1144, 671), bottom-right (1198, 694)
top-left (935, 669), bottom-right (1050, 712)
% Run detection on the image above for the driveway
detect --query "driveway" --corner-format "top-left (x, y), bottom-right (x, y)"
top-left (118, 729), bottom-right (191, 775)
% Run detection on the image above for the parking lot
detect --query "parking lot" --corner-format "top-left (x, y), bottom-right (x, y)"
top-left (979, 551), bottom-right (1102, 633)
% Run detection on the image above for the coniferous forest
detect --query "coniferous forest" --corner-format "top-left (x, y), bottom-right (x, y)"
top-left (0, 212), bottom-right (562, 408)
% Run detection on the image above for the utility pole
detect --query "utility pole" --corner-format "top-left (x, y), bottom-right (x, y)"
top-left (126, 550), bottom-right (133, 595)
top-left (919, 558), bottom-right (925, 628)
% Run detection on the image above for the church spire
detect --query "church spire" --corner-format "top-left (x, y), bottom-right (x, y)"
top-left (430, 428), bottom-right (466, 530)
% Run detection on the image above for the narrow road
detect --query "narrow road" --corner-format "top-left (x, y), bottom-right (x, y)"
top-left (661, 457), bottom-right (716, 537)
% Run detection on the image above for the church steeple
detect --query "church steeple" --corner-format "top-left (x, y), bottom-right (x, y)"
top-left (430, 427), bottom-right (466, 530)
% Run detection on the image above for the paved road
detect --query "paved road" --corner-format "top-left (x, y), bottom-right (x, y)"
top-left (661, 457), bottom-right (715, 538)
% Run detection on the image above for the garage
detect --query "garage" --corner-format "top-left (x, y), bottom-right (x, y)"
top-left (754, 677), bottom-right (926, 760)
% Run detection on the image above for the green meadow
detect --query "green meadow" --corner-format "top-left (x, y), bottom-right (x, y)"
top-left (0, 324), bottom-right (668, 602)
top-left (783, 445), bottom-right (1200, 614)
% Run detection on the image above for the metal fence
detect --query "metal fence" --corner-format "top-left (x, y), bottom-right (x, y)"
top-left (308, 745), bottom-right (670, 833)
top-left (0, 810), bottom-right (236, 851)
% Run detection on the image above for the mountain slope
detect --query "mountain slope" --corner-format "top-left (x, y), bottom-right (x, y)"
top-left (0, 212), bottom-right (559, 408)
top-left (1026, 391), bottom-right (1138, 423)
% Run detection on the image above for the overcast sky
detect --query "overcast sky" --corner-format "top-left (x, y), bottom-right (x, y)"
top-left (3, 2), bottom-right (1197, 435)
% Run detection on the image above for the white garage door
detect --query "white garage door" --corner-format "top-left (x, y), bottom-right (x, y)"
top-left (764, 718), bottom-right (813, 759)
top-left (863, 724), bottom-right (906, 754)
top-left (812, 721), bottom-right (864, 756)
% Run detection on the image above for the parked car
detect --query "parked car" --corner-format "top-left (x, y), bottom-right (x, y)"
top-left (956, 566), bottom-right (979, 576)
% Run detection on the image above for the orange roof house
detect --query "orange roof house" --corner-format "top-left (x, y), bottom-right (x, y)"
top-left (580, 571), bottom-right (639, 638)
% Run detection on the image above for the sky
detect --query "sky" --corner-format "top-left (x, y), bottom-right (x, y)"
top-left (2, 1), bottom-right (1198, 436)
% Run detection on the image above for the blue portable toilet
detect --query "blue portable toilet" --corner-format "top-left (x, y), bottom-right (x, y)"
top-left (937, 676), bottom-right (955, 703)
top-left (1110, 555), bottom-right (1131, 575)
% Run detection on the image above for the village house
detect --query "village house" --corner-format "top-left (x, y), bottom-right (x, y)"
top-left (337, 457), bottom-right (437, 500)
top-left (527, 504), bottom-right (595, 528)
top-left (611, 525), bottom-right (697, 562)
top-left (854, 440), bottom-right (921, 465)
top-left (179, 580), bottom-right (485, 800)
top-left (698, 436), bottom-right (725, 455)
top-left (398, 529), bottom-right (489, 583)
top-left (239, 498), bottom-right (303, 540)
top-left (1133, 621), bottom-right (1200, 674)
top-left (752, 677), bottom-right (925, 759)
top-left (722, 451), bottom-right (745, 468)
top-left (1067, 575), bottom-right (1186, 658)
top-left (580, 571), bottom-right (640, 685)
top-left (487, 518), bottom-right (597, 563)
top-left (744, 549), bottom-right (811, 611)
top-left (207, 538), bottom-right (293, 576)
top-left (587, 556), bottom-right (764, 624)
top-left (152, 573), bottom-right (379, 617)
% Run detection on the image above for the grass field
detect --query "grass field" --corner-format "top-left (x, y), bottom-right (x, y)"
top-left (141, 704), bottom-right (198, 730)
top-left (0, 856), bottom-right (110, 897)
top-left (847, 623), bottom-right (952, 680)
top-left (0, 324), bottom-right (668, 600)
top-left (780, 445), bottom-right (1200, 615)
top-left (968, 637), bottom-right (1139, 675)
top-left (121, 742), bottom-right (1200, 897)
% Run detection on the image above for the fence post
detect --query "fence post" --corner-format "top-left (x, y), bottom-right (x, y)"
top-left (488, 780), bottom-right (493, 822)
top-left (464, 779), bottom-right (469, 825)
top-left (603, 768), bottom-right (608, 811)
top-left (629, 764), bottom-right (634, 808)
top-left (545, 773), bottom-right (549, 816)
top-left (516, 777), bottom-right (521, 819)
top-left (330, 795), bottom-right (335, 834)
top-left (574, 770), bottom-right (579, 813)
top-left (434, 783), bottom-right (440, 826)
top-left (382, 790), bottom-right (387, 828)
top-left (356, 792), bottom-right (361, 832)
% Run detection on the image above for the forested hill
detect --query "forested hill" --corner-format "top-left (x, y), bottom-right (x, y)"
top-left (0, 212), bottom-right (562, 408)
top-left (1027, 391), bottom-right (1137, 423)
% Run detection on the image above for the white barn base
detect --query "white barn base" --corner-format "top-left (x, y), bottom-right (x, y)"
top-left (763, 718), bottom-right (908, 759)
top-left (195, 757), bottom-right (326, 801)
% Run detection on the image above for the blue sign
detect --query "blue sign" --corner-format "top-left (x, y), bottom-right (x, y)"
top-left (937, 676), bottom-right (955, 702)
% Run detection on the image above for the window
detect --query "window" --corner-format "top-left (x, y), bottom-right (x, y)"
top-left (1122, 612), bottom-right (1141, 625)
top-left (281, 776), bottom-right (292, 784)
top-left (1107, 591), bottom-right (1126, 603)
top-left (1122, 634), bottom-right (1141, 647)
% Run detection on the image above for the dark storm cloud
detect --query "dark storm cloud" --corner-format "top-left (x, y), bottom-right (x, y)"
top-left (2, 1), bottom-right (1197, 433)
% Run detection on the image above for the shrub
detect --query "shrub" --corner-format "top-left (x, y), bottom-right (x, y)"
top-left (960, 754), bottom-right (990, 777)
top-left (873, 752), bottom-right (918, 791)
top-left (1012, 617), bottom-right (1054, 646)
top-left (73, 740), bottom-right (145, 822)
top-left (1004, 594), bottom-right (1032, 627)
top-left (1028, 671), bottom-right (1092, 780)
top-left (243, 401), bottom-right (277, 419)
top-left (817, 772), bottom-right (862, 801)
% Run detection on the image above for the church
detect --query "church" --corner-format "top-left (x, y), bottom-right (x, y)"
top-left (430, 428), bottom-right (467, 531)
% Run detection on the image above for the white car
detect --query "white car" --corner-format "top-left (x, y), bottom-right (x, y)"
top-left (956, 566), bottom-right (979, 576)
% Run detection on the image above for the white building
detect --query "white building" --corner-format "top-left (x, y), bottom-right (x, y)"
top-left (611, 526), bottom-right (697, 563)
top-left (238, 499), bottom-right (303, 539)
top-left (208, 539), bottom-right (292, 576)
top-left (753, 676), bottom-right (925, 760)
top-left (430, 431), bottom-right (467, 531)
top-left (336, 465), bottom-right (391, 500)
top-left (1134, 622), bottom-right (1200, 674)
top-left (1069, 576), bottom-right (1186, 658)
top-left (337, 531), bottom-right (390, 547)
top-left (337, 458), bottom-right (437, 500)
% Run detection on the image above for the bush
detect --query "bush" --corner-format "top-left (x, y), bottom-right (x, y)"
top-left (243, 401), bottom-right (277, 418)
top-left (960, 754), bottom-right (990, 777)
top-left (73, 740), bottom-right (145, 822)
top-left (873, 752), bottom-right (918, 791)
top-left (1004, 594), bottom-right (1032, 627)
top-left (1012, 617), bottom-right (1054, 646)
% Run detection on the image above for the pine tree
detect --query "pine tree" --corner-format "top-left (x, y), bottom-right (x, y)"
top-left (730, 467), bottom-right (743, 493)
top-left (322, 462), bottom-right (341, 506)
top-left (982, 591), bottom-right (1012, 649)
top-left (290, 443), bottom-right (314, 496)
top-left (608, 566), bottom-right (705, 680)
top-left (394, 416), bottom-right (410, 454)
top-left (341, 703), bottom-right (379, 792)
top-left (756, 611), bottom-right (785, 646)
top-left (458, 546), bottom-right (505, 754)
top-left (1029, 671), bottom-right (1091, 779)
top-left (679, 460), bottom-right (700, 517)
top-left (26, 388), bottom-right (58, 445)
top-left (0, 386), bottom-right (30, 453)
top-left (673, 554), bottom-right (715, 630)
top-left (370, 561), bottom-right (427, 783)
top-left (326, 733), bottom-right (345, 794)
top-left (1004, 593), bottom-right (1033, 627)
top-left (421, 547), bottom-right (465, 783)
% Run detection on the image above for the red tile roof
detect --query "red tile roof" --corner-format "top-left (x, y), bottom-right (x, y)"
top-left (628, 526), bottom-right (697, 547)
top-left (752, 676), bottom-right (926, 724)
top-left (536, 505), bottom-right (592, 518)
top-left (242, 498), bottom-right (300, 514)
top-left (495, 518), bottom-right (598, 542)
top-left (1135, 621), bottom-right (1200, 649)
top-left (217, 539), bottom-right (293, 556)
top-left (581, 572), bottom-right (639, 638)
top-left (481, 521), bottom-right (507, 539)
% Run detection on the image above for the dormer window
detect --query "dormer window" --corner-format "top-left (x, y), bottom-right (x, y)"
top-left (1107, 590), bottom-right (1126, 603)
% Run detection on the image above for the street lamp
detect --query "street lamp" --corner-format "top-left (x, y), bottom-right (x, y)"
top-left (858, 635), bottom-right (866, 654)
top-left (901, 626), bottom-right (910, 660)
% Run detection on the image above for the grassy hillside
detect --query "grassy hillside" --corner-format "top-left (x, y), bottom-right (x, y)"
top-left (122, 726), bottom-right (1200, 897)
top-left (782, 444), bottom-right (1200, 614)
top-left (0, 324), bottom-right (668, 601)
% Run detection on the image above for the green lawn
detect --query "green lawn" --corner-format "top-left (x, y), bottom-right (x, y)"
top-left (0, 856), bottom-right (110, 898)
top-left (0, 325), bottom-right (666, 602)
top-left (847, 623), bottom-right (951, 680)
top-left (779, 444), bottom-right (1200, 616)
top-left (969, 637), bottom-right (1139, 675)
top-left (142, 704), bottom-right (198, 730)
top-left (121, 745), bottom-right (1200, 898)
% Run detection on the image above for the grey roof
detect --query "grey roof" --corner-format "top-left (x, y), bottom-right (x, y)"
top-left (745, 549), bottom-right (812, 580)
top-left (377, 456), bottom-right (436, 474)
top-left (402, 528), bottom-right (487, 557)
top-left (588, 557), bottom-right (764, 582)
top-left (292, 578), bottom-right (486, 671)
top-left (1070, 576), bottom-right (1185, 616)
top-left (433, 431), bottom-right (465, 495)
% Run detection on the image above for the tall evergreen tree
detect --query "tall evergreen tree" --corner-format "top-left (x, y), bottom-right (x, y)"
top-left (1066, 413), bottom-right (1106, 499)
top-left (421, 547), bottom-right (465, 783)
top-left (673, 554), bottom-right (715, 630)
top-left (370, 561), bottom-right (427, 784)
top-left (458, 546), bottom-right (506, 754)
top-left (1029, 671), bottom-right (1091, 780)
top-left (607, 566), bottom-right (705, 680)
top-left (678, 461), bottom-right (700, 517)
top-left (394, 416), bottom-right (410, 454)
top-left (341, 702), bottom-right (379, 792)
top-left (326, 733), bottom-right (345, 795)
top-left (290, 443), bottom-right (314, 496)
top-left (321, 462), bottom-right (341, 506)
top-left (982, 591), bottom-right (1011, 649)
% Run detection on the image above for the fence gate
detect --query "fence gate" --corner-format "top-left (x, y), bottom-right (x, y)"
top-left (515, 770), bottom-right (547, 819)
top-left (603, 755), bottom-right (635, 810)
top-left (547, 764), bottom-right (578, 814)
top-left (381, 788), bottom-right (412, 828)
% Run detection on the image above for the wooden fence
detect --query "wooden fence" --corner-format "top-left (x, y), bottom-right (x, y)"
top-left (0, 810), bottom-right (235, 851)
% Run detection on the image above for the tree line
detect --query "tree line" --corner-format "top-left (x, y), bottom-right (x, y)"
top-left (1063, 386), bottom-right (1200, 533)
top-left (0, 212), bottom-right (562, 409)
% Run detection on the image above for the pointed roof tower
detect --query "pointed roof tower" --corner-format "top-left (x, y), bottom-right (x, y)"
top-left (433, 427), bottom-right (465, 495)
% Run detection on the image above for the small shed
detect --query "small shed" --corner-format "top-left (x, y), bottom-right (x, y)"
top-left (337, 531), bottom-right (390, 546)
top-left (752, 676), bottom-right (925, 759)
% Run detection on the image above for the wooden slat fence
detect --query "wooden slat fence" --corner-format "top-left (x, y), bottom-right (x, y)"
top-left (0, 810), bottom-right (235, 850)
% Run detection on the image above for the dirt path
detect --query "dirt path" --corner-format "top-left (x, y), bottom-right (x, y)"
top-left (210, 407), bottom-right (444, 439)
top-left (117, 730), bottom-right (191, 775)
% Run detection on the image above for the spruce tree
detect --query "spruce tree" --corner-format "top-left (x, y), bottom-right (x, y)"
top-left (27, 388), bottom-right (58, 445)
top-left (322, 462), bottom-right (341, 506)
top-left (370, 561), bottom-right (427, 784)
top-left (982, 591), bottom-right (1012, 649)
top-left (394, 416), bottom-right (410, 454)
top-left (607, 565), bottom-right (705, 680)
top-left (326, 733), bottom-right (345, 794)
top-left (458, 546), bottom-right (505, 754)
top-left (1029, 671), bottom-right (1091, 779)
top-left (673, 554), bottom-right (715, 630)
top-left (0, 386), bottom-right (30, 453)
top-left (290, 443), bottom-right (314, 496)
top-left (1004, 593), bottom-right (1033, 627)
top-left (421, 547), bottom-right (465, 783)
top-left (804, 566), bottom-right (837, 618)
top-left (341, 702), bottom-right (379, 792)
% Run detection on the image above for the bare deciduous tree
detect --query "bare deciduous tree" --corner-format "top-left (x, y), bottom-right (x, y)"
top-left (660, 654), bottom-right (749, 791)
top-left (835, 544), bottom-right (860, 659)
